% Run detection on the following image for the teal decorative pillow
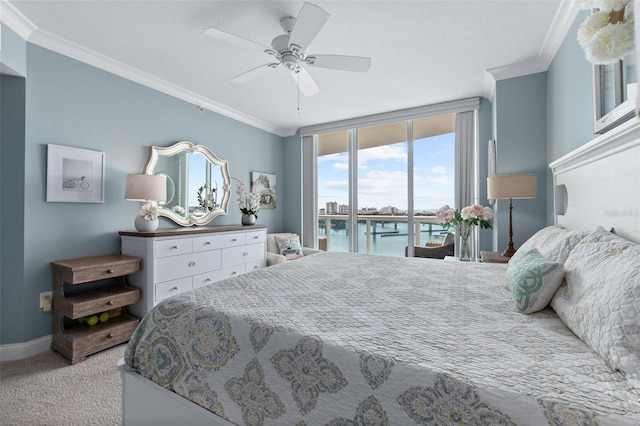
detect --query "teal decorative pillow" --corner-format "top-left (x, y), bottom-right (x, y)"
top-left (274, 234), bottom-right (304, 260)
top-left (505, 249), bottom-right (565, 314)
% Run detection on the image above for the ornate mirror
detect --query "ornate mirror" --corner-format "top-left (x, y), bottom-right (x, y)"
top-left (143, 141), bottom-right (230, 226)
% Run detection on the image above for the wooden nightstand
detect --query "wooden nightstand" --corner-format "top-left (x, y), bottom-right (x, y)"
top-left (51, 255), bottom-right (141, 364)
top-left (480, 251), bottom-right (510, 264)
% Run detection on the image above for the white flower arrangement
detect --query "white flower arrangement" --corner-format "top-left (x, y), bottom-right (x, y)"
top-left (234, 180), bottom-right (261, 217)
top-left (139, 203), bottom-right (158, 221)
top-left (577, 0), bottom-right (634, 64)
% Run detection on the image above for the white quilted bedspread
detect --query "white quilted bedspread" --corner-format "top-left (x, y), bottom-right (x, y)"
top-left (125, 251), bottom-right (640, 425)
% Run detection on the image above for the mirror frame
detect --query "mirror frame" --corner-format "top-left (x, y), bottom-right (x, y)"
top-left (143, 141), bottom-right (231, 226)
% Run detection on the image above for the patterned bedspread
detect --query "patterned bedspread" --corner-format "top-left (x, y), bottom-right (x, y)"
top-left (125, 251), bottom-right (640, 425)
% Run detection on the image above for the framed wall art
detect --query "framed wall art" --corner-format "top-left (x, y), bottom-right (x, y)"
top-left (46, 144), bottom-right (105, 203)
top-left (251, 171), bottom-right (276, 209)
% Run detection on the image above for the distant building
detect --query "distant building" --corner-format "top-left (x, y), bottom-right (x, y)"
top-left (360, 207), bottom-right (378, 215)
top-left (319, 208), bottom-right (326, 215)
top-left (326, 202), bottom-right (338, 214)
top-left (339, 204), bottom-right (349, 214)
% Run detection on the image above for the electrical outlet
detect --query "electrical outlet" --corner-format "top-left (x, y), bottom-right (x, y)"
top-left (40, 291), bottom-right (52, 312)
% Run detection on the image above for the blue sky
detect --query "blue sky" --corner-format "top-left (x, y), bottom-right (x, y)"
top-left (318, 132), bottom-right (455, 213)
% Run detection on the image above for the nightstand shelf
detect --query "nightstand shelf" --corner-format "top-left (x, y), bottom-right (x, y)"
top-left (480, 251), bottom-right (510, 264)
top-left (51, 255), bottom-right (141, 364)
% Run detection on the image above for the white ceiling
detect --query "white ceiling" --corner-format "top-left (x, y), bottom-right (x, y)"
top-left (2, 1), bottom-right (579, 136)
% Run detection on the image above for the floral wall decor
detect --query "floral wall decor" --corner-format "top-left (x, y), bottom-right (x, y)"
top-left (577, 0), bottom-right (635, 64)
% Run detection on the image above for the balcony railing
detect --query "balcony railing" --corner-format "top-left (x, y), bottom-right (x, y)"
top-left (318, 214), bottom-right (446, 256)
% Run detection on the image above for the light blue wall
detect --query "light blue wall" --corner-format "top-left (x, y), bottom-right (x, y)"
top-left (546, 10), bottom-right (595, 221)
top-left (1, 41), bottom-right (285, 344)
top-left (1, 23), bottom-right (27, 76)
top-left (492, 72), bottom-right (548, 252)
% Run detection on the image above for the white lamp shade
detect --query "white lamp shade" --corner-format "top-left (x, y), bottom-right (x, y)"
top-left (125, 174), bottom-right (167, 202)
top-left (487, 174), bottom-right (537, 200)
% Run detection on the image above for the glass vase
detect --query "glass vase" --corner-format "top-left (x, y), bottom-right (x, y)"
top-left (459, 235), bottom-right (471, 261)
top-left (456, 224), bottom-right (473, 261)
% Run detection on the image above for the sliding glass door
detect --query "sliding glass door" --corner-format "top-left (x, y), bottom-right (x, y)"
top-left (316, 114), bottom-right (456, 257)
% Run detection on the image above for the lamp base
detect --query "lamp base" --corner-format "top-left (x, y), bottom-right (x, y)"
top-left (134, 215), bottom-right (159, 232)
top-left (501, 246), bottom-right (516, 258)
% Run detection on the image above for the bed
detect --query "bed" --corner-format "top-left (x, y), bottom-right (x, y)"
top-left (119, 118), bottom-right (640, 425)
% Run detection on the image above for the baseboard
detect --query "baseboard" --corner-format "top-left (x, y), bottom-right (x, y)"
top-left (0, 335), bottom-right (51, 361)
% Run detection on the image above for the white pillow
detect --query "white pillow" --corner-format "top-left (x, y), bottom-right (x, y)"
top-left (550, 227), bottom-right (640, 388)
top-left (505, 249), bottom-right (565, 314)
top-left (509, 225), bottom-right (589, 265)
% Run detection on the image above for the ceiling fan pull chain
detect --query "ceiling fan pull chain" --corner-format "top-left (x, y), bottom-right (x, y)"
top-left (297, 70), bottom-right (301, 115)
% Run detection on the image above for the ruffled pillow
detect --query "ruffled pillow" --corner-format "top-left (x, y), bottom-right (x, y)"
top-left (274, 234), bottom-right (304, 260)
top-left (509, 225), bottom-right (589, 265)
top-left (551, 227), bottom-right (640, 388)
top-left (505, 249), bottom-right (565, 314)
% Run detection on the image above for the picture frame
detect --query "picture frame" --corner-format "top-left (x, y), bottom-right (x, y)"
top-left (251, 171), bottom-right (276, 209)
top-left (47, 144), bottom-right (105, 203)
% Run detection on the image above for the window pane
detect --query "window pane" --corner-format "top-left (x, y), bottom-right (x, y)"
top-left (413, 114), bottom-right (456, 248)
top-left (357, 122), bottom-right (407, 256)
top-left (317, 130), bottom-right (349, 252)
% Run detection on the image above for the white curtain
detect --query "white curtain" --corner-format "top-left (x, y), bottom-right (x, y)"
top-left (454, 110), bottom-right (477, 258)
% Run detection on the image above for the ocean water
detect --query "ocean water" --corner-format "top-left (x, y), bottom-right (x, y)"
top-left (318, 220), bottom-right (447, 257)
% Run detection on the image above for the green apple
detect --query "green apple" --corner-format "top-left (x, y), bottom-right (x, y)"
top-left (99, 312), bottom-right (110, 323)
top-left (86, 315), bottom-right (99, 326)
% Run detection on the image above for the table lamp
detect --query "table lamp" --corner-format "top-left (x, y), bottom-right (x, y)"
top-left (125, 174), bottom-right (166, 231)
top-left (487, 174), bottom-right (537, 257)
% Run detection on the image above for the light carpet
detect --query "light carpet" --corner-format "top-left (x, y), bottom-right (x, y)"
top-left (1, 344), bottom-right (125, 426)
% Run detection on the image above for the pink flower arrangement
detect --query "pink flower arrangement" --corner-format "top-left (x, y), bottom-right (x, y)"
top-left (437, 204), bottom-right (493, 230)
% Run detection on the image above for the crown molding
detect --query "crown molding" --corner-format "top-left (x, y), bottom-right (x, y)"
top-left (0, 0), bottom-right (36, 40)
top-left (0, 1), bottom-right (285, 137)
top-left (484, 0), bottom-right (580, 95)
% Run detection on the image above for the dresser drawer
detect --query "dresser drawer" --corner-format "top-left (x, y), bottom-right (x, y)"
top-left (155, 250), bottom-right (222, 282)
top-left (245, 230), bottom-right (266, 244)
top-left (193, 235), bottom-right (222, 252)
top-left (58, 258), bottom-right (140, 284)
top-left (192, 271), bottom-right (220, 289)
top-left (221, 232), bottom-right (246, 248)
top-left (245, 259), bottom-right (267, 273)
top-left (155, 277), bottom-right (192, 303)
top-left (216, 264), bottom-right (246, 281)
top-left (68, 315), bottom-right (139, 356)
top-left (155, 238), bottom-right (192, 258)
top-left (222, 242), bottom-right (264, 267)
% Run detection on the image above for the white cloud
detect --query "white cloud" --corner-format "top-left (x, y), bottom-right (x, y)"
top-left (431, 166), bottom-right (447, 174)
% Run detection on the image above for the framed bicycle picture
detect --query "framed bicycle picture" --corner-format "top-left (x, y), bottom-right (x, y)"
top-left (46, 144), bottom-right (105, 203)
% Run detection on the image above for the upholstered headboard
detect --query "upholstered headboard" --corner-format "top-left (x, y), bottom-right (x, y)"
top-left (550, 118), bottom-right (640, 244)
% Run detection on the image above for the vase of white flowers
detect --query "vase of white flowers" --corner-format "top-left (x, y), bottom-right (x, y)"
top-left (134, 203), bottom-right (159, 232)
top-left (436, 204), bottom-right (493, 261)
top-left (235, 180), bottom-right (261, 226)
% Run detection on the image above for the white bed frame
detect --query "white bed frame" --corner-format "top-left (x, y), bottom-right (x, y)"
top-left (119, 117), bottom-right (640, 425)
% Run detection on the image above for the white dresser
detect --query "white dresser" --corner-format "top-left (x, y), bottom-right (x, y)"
top-left (120, 225), bottom-right (267, 318)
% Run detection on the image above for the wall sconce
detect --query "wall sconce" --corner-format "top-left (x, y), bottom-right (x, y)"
top-left (554, 184), bottom-right (568, 216)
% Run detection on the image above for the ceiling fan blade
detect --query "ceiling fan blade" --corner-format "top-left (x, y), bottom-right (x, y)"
top-left (288, 2), bottom-right (330, 53)
top-left (291, 67), bottom-right (320, 97)
top-left (306, 54), bottom-right (372, 72)
top-left (231, 63), bottom-right (279, 84)
top-left (204, 27), bottom-right (272, 52)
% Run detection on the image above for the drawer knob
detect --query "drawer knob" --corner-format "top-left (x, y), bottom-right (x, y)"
top-left (253, 266), bottom-right (259, 270)
top-left (106, 333), bottom-right (113, 339)
top-left (231, 238), bottom-right (237, 242)
top-left (106, 300), bottom-right (114, 306)
top-left (204, 241), bottom-right (211, 245)
top-left (231, 271), bottom-right (237, 275)
top-left (171, 286), bottom-right (179, 291)
top-left (253, 236), bottom-right (259, 239)
top-left (188, 261), bottom-right (196, 267)
top-left (205, 278), bottom-right (211, 283)
top-left (106, 269), bottom-right (114, 274)
top-left (170, 245), bottom-right (178, 250)
top-left (243, 252), bottom-right (248, 256)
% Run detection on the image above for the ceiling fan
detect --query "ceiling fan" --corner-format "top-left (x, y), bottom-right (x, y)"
top-left (204, 2), bottom-right (372, 96)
